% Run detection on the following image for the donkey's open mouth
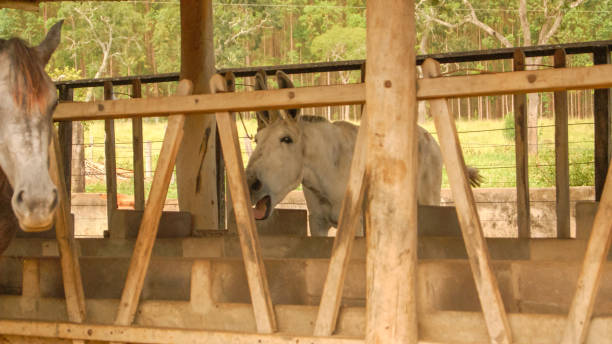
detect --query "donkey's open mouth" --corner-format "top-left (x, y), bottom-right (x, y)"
top-left (253, 195), bottom-right (271, 220)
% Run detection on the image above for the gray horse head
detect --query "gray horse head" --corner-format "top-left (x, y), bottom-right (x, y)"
top-left (246, 71), bottom-right (303, 220)
top-left (0, 21), bottom-right (63, 231)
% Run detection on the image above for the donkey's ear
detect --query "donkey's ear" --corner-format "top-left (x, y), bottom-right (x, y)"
top-left (254, 70), bottom-right (276, 131)
top-left (276, 71), bottom-right (300, 120)
top-left (35, 20), bottom-right (63, 66)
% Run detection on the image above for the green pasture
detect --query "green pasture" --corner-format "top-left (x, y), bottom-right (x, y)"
top-left (80, 116), bottom-right (595, 197)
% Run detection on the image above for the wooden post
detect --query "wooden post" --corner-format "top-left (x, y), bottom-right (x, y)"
top-left (210, 73), bottom-right (277, 333)
top-left (176, 0), bottom-right (219, 231)
top-left (132, 79), bottom-right (145, 211)
top-left (314, 109), bottom-right (368, 337)
top-left (365, 1), bottom-right (418, 343)
top-left (104, 81), bottom-right (118, 228)
top-left (50, 130), bottom-right (87, 344)
top-left (594, 46), bottom-right (611, 201)
top-left (57, 85), bottom-right (73, 204)
top-left (114, 80), bottom-right (194, 330)
top-left (554, 49), bottom-right (571, 238)
top-left (561, 148), bottom-right (612, 344)
top-left (423, 58), bottom-right (512, 344)
top-left (513, 49), bottom-right (531, 238)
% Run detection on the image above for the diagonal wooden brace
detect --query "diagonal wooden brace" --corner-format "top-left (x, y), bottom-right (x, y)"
top-left (210, 73), bottom-right (277, 333)
top-left (422, 58), bottom-right (512, 344)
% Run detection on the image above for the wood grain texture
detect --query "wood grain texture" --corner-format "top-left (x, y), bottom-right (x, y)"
top-left (114, 80), bottom-right (193, 328)
top-left (131, 79), bottom-right (145, 211)
top-left (211, 73), bottom-right (277, 333)
top-left (104, 81), bottom-right (118, 230)
top-left (554, 49), bottom-right (571, 238)
top-left (513, 50), bottom-right (531, 238)
top-left (314, 109), bottom-right (368, 337)
top-left (423, 58), bottom-right (512, 344)
top-left (593, 47), bottom-right (611, 201)
top-left (364, 1), bottom-right (418, 343)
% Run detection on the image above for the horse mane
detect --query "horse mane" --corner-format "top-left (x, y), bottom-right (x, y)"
top-left (2, 37), bottom-right (50, 113)
top-left (300, 115), bottom-right (328, 123)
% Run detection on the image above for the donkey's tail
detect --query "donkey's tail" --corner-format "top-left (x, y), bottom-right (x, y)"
top-left (466, 166), bottom-right (484, 187)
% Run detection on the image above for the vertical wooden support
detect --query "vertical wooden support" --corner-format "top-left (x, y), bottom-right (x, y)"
top-left (513, 49), bottom-right (531, 238)
top-left (58, 85), bottom-right (73, 204)
top-left (365, 1), bottom-right (418, 343)
top-left (131, 79), bottom-right (146, 211)
top-left (176, 0), bottom-right (219, 231)
top-left (561, 151), bottom-right (612, 344)
top-left (422, 58), bottom-right (512, 344)
top-left (554, 49), bottom-right (571, 238)
top-left (50, 130), bottom-right (87, 328)
top-left (114, 80), bottom-right (193, 329)
top-left (314, 110), bottom-right (368, 337)
top-left (210, 73), bottom-right (277, 333)
top-left (594, 46), bottom-right (611, 201)
top-left (104, 81), bottom-right (118, 227)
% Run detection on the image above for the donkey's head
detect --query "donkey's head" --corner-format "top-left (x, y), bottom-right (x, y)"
top-left (246, 71), bottom-right (303, 220)
top-left (0, 21), bottom-right (63, 231)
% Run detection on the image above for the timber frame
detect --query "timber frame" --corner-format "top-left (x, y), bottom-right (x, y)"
top-left (2, 1), bottom-right (612, 343)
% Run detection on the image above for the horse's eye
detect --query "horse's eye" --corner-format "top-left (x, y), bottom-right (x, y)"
top-left (280, 136), bottom-right (293, 144)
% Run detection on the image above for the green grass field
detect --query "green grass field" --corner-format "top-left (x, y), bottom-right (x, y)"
top-left (80, 116), bottom-right (595, 197)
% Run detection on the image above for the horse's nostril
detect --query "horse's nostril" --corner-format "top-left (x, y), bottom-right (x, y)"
top-left (251, 179), bottom-right (262, 192)
top-left (49, 189), bottom-right (58, 211)
top-left (16, 190), bottom-right (25, 204)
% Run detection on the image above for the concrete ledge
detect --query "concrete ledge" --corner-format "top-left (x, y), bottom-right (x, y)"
top-left (109, 210), bottom-right (192, 239)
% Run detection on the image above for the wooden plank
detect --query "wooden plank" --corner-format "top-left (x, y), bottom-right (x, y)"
top-left (364, 1), bottom-right (418, 343)
top-left (131, 79), bottom-right (145, 211)
top-left (104, 81), bottom-right (118, 229)
top-left (422, 58), bottom-right (512, 344)
top-left (513, 50), bottom-right (531, 239)
top-left (0, 319), bottom-right (363, 344)
top-left (593, 47), bottom-right (611, 201)
top-left (554, 49), bottom-right (571, 238)
top-left (49, 130), bottom-right (87, 324)
top-left (561, 161), bottom-right (612, 343)
top-left (314, 109), bottom-right (368, 337)
top-left (0, 1), bottom-right (38, 11)
top-left (53, 64), bottom-right (612, 122)
top-left (210, 73), bottom-right (277, 333)
top-left (57, 85), bottom-right (73, 204)
top-left (113, 80), bottom-right (193, 327)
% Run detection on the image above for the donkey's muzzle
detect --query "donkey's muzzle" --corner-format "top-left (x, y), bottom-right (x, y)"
top-left (12, 187), bottom-right (58, 232)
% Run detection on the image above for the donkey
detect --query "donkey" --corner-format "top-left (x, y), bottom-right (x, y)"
top-left (245, 70), bottom-right (482, 236)
top-left (0, 21), bottom-right (64, 254)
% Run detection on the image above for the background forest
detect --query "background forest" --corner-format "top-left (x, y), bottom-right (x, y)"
top-left (0, 0), bottom-right (609, 193)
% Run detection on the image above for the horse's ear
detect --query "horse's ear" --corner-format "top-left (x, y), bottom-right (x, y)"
top-left (254, 70), bottom-right (271, 130)
top-left (35, 20), bottom-right (63, 66)
top-left (276, 71), bottom-right (300, 121)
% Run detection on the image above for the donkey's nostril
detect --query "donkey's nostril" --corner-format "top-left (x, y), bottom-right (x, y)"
top-left (251, 179), bottom-right (262, 192)
top-left (16, 190), bottom-right (25, 204)
top-left (49, 189), bottom-right (58, 211)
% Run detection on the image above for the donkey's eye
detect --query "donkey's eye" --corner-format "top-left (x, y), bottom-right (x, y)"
top-left (280, 136), bottom-right (293, 144)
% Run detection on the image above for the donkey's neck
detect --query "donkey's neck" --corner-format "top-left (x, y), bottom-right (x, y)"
top-left (298, 119), bottom-right (358, 223)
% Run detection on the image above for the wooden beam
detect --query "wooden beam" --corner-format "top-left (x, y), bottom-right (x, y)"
top-left (114, 80), bottom-right (193, 328)
top-left (57, 85), bottom-right (73, 205)
top-left (131, 79), bottom-right (145, 211)
top-left (0, 1), bottom-right (39, 11)
top-left (176, 0), bottom-right (219, 231)
top-left (554, 49), bottom-right (571, 238)
top-left (53, 64), bottom-right (612, 122)
top-left (49, 130), bottom-right (87, 344)
top-left (104, 81), bottom-right (118, 231)
top-left (562, 141), bottom-right (612, 341)
top-left (314, 109), bottom-right (368, 337)
top-left (422, 58), bottom-right (512, 344)
top-left (0, 319), bottom-right (362, 344)
top-left (365, 1), bottom-right (418, 343)
top-left (210, 73), bottom-right (277, 333)
top-left (593, 47), bottom-right (611, 201)
top-left (513, 50), bottom-right (531, 239)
